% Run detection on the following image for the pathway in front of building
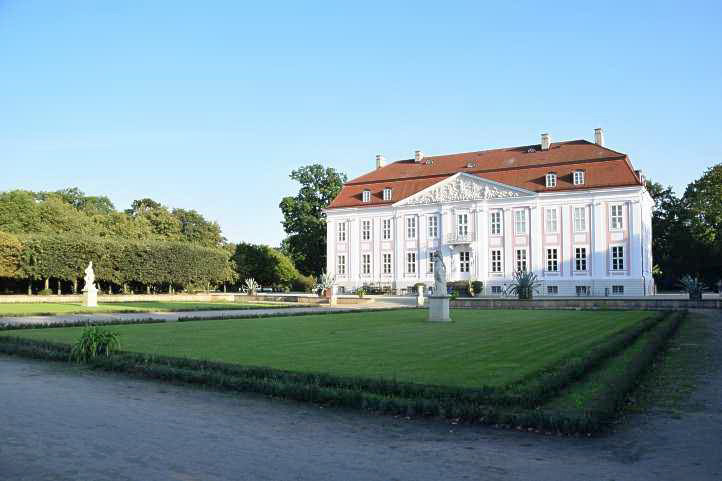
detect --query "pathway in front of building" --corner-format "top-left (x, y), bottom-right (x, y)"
top-left (0, 298), bottom-right (416, 327)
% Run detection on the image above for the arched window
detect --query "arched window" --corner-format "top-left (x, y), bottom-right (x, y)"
top-left (545, 172), bottom-right (557, 188)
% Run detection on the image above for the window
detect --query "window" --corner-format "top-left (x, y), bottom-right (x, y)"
top-left (406, 217), bottom-right (417, 239)
top-left (574, 207), bottom-right (586, 232)
top-left (428, 255), bottom-right (434, 273)
top-left (612, 285), bottom-right (624, 295)
top-left (382, 219), bottom-right (392, 240)
top-left (361, 254), bottom-right (371, 275)
top-left (611, 204), bottom-right (623, 230)
top-left (546, 172), bottom-right (557, 188)
top-left (337, 222), bottom-right (346, 242)
top-left (460, 251), bottom-right (470, 273)
top-left (362, 190), bottom-right (371, 203)
top-left (490, 211), bottom-right (502, 235)
top-left (545, 208), bottom-right (558, 233)
top-left (576, 285), bottom-right (588, 296)
top-left (516, 249), bottom-right (527, 272)
top-left (383, 253), bottom-right (392, 275)
top-left (611, 246), bottom-right (625, 270)
top-left (382, 188), bottom-right (392, 201)
top-left (361, 220), bottom-right (371, 240)
top-left (514, 210), bottom-right (527, 235)
top-left (546, 248), bottom-right (558, 272)
top-left (547, 285), bottom-right (559, 295)
top-left (491, 286), bottom-right (502, 294)
top-left (573, 170), bottom-right (585, 185)
top-left (337, 255), bottom-right (346, 275)
top-left (428, 216), bottom-right (438, 238)
top-left (490, 250), bottom-right (502, 273)
top-left (457, 213), bottom-right (468, 236)
top-left (575, 247), bottom-right (587, 271)
top-left (406, 252), bottom-right (416, 274)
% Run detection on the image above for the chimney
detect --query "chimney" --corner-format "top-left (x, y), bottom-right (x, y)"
top-left (594, 128), bottom-right (604, 147)
top-left (375, 154), bottom-right (385, 169)
top-left (415, 150), bottom-right (424, 163)
top-left (540, 133), bottom-right (550, 151)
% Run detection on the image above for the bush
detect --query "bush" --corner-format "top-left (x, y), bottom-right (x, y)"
top-left (291, 273), bottom-right (316, 292)
top-left (69, 326), bottom-right (121, 363)
top-left (447, 281), bottom-right (471, 297)
top-left (471, 281), bottom-right (484, 296)
top-left (38, 288), bottom-right (53, 296)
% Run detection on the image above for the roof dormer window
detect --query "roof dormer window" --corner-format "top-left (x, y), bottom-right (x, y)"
top-left (362, 190), bottom-right (371, 203)
top-left (573, 170), bottom-right (585, 185)
top-left (382, 187), bottom-right (392, 201)
top-left (545, 172), bottom-right (557, 188)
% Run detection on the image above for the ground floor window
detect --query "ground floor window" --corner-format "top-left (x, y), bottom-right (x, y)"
top-left (612, 285), bottom-right (624, 295)
top-left (428, 255), bottom-right (434, 274)
top-left (575, 285), bottom-right (588, 296)
top-left (547, 285), bottom-right (558, 295)
top-left (546, 248), bottom-right (558, 272)
top-left (611, 246), bottom-right (625, 271)
top-left (575, 247), bottom-right (587, 272)
top-left (337, 255), bottom-right (346, 276)
top-left (491, 285), bottom-right (502, 294)
top-left (490, 250), bottom-right (502, 273)
top-left (516, 249), bottom-right (527, 272)
top-left (406, 252), bottom-right (416, 274)
top-left (459, 251), bottom-right (470, 273)
top-left (361, 254), bottom-right (371, 275)
top-left (382, 253), bottom-right (392, 275)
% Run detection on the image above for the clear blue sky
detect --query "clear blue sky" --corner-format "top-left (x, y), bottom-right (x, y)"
top-left (1, 1), bottom-right (720, 246)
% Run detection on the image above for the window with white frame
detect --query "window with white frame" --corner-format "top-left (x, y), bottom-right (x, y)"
top-left (428, 254), bottom-right (434, 273)
top-left (337, 222), bottom-right (346, 242)
top-left (610, 204), bottom-right (623, 230)
top-left (406, 216), bottom-right (417, 239)
top-left (459, 251), bottom-right (470, 273)
top-left (428, 215), bottom-right (438, 238)
top-left (547, 285), bottom-right (559, 295)
top-left (361, 220), bottom-right (371, 240)
top-left (516, 249), bottom-right (527, 272)
top-left (612, 285), bottom-right (624, 294)
top-left (362, 190), bottom-right (371, 203)
top-left (337, 255), bottom-right (346, 275)
top-left (491, 285), bottom-right (502, 294)
top-left (575, 247), bottom-right (587, 271)
top-left (382, 187), bottom-right (392, 201)
top-left (490, 211), bottom-right (502, 235)
top-left (611, 246), bottom-right (625, 270)
top-left (576, 285), bottom-right (589, 296)
top-left (457, 213), bottom-right (468, 236)
top-left (545, 208), bottom-right (558, 233)
top-left (514, 210), bottom-right (527, 235)
top-left (546, 248), bottom-right (559, 272)
top-left (361, 253), bottom-right (371, 275)
top-left (382, 253), bottom-right (392, 275)
top-left (490, 249), bottom-right (502, 273)
top-left (406, 252), bottom-right (417, 274)
top-left (545, 172), bottom-right (557, 188)
top-left (573, 207), bottom-right (587, 232)
top-left (382, 219), bottom-right (392, 240)
top-left (573, 170), bottom-right (585, 185)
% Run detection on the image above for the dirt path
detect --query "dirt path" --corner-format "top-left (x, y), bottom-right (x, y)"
top-left (1, 311), bottom-right (720, 481)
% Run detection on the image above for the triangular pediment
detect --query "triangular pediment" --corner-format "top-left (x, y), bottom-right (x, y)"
top-left (395, 173), bottom-right (535, 206)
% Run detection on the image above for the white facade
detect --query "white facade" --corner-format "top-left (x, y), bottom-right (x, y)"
top-left (325, 173), bottom-right (654, 296)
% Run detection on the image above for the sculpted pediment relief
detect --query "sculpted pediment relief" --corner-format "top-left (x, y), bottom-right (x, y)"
top-left (397, 173), bottom-right (534, 206)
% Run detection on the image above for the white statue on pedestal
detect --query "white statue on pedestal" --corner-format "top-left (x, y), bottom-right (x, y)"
top-left (428, 251), bottom-right (451, 322)
top-left (82, 261), bottom-right (98, 307)
top-left (433, 251), bottom-right (447, 296)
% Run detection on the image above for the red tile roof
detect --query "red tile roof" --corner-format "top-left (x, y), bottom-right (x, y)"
top-left (328, 140), bottom-right (643, 209)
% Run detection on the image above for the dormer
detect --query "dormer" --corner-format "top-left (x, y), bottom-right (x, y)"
top-left (545, 172), bottom-right (557, 188)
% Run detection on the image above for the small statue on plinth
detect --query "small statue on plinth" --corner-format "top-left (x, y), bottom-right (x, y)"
top-left (82, 261), bottom-right (98, 307)
top-left (428, 251), bottom-right (451, 322)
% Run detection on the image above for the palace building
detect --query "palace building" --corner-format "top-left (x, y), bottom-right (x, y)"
top-left (324, 129), bottom-right (654, 296)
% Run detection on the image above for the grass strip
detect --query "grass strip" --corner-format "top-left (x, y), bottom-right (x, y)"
top-left (0, 318), bottom-right (166, 331)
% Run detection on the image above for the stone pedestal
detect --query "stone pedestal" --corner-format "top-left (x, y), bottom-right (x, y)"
top-left (82, 286), bottom-right (98, 307)
top-left (427, 295), bottom-right (451, 322)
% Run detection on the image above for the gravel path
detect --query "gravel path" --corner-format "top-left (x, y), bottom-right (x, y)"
top-left (1, 311), bottom-right (720, 481)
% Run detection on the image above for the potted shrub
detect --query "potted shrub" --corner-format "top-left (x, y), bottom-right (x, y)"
top-left (315, 272), bottom-right (336, 298)
top-left (505, 270), bottom-right (540, 300)
top-left (471, 280), bottom-right (484, 297)
top-left (679, 275), bottom-right (704, 302)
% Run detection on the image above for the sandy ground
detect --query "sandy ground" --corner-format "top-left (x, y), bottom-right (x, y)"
top-left (0, 311), bottom-right (720, 481)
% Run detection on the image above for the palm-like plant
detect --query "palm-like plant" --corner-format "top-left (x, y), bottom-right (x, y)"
top-left (243, 278), bottom-right (260, 295)
top-left (505, 270), bottom-right (541, 300)
top-left (679, 275), bottom-right (704, 301)
top-left (315, 272), bottom-right (336, 296)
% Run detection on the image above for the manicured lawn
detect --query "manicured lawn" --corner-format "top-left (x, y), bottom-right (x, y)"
top-left (3, 309), bottom-right (654, 388)
top-left (0, 301), bottom-right (288, 316)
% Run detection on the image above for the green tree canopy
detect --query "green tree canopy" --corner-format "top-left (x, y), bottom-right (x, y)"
top-left (279, 164), bottom-right (346, 277)
top-left (232, 242), bottom-right (299, 288)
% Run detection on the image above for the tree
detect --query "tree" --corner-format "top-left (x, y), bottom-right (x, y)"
top-left (232, 242), bottom-right (299, 289)
top-left (0, 231), bottom-right (22, 278)
top-left (172, 208), bottom-right (223, 246)
top-left (279, 164), bottom-right (346, 277)
top-left (126, 198), bottom-right (183, 240)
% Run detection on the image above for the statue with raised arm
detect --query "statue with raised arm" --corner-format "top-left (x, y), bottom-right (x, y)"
top-left (82, 261), bottom-right (98, 307)
top-left (83, 261), bottom-right (96, 291)
top-left (433, 251), bottom-right (447, 296)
